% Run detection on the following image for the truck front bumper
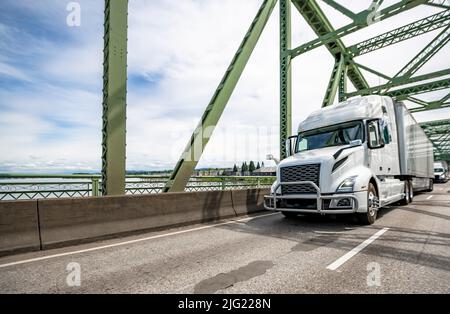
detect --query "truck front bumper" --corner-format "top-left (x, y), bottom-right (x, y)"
top-left (264, 181), bottom-right (363, 214)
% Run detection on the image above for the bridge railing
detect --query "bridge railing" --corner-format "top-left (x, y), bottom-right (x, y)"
top-left (0, 175), bottom-right (276, 201)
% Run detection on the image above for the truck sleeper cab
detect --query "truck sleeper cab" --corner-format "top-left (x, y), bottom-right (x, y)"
top-left (264, 95), bottom-right (434, 225)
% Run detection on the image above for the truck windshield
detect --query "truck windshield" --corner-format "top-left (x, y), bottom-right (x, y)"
top-left (296, 121), bottom-right (363, 152)
top-left (434, 168), bottom-right (444, 172)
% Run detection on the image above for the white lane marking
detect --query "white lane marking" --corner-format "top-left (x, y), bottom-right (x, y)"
top-left (0, 212), bottom-right (279, 269)
top-left (426, 195), bottom-right (433, 200)
top-left (326, 228), bottom-right (389, 271)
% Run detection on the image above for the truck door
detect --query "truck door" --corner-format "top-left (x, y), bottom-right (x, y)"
top-left (367, 119), bottom-right (389, 199)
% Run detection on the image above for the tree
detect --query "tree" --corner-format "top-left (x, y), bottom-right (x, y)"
top-left (249, 161), bottom-right (256, 172)
top-left (256, 162), bottom-right (261, 169)
top-left (262, 161), bottom-right (265, 168)
top-left (233, 164), bottom-right (238, 172)
top-left (241, 162), bottom-right (248, 172)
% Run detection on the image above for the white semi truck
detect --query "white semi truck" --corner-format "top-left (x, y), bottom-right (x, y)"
top-left (434, 161), bottom-right (449, 183)
top-left (265, 95), bottom-right (434, 224)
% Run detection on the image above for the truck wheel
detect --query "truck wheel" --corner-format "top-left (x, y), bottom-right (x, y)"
top-left (357, 183), bottom-right (378, 225)
top-left (399, 180), bottom-right (410, 205)
top-left (281, 211), bottom-right (298, 218)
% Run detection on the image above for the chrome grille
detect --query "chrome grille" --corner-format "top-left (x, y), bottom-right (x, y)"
top-left (280, 164), bottom-right (320, 194)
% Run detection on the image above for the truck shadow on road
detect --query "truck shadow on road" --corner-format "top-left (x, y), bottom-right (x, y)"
top-left (215, 208), bottom-right (450, 272)
top-left (218, 213), bottom-right (359, 252)
top-left (390, 206), bottom-right (450, 221)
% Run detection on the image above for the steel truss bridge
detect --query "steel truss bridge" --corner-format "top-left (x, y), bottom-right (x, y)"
top-left (100, 0), bottom-right (450, 195)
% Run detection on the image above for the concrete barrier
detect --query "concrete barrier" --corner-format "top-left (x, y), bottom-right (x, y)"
top-left (0, 188), bottom-right (270, 254)
top-left (38, 190), bottom-right (236, 249)
top-left (232, 188), bottom-right (269, 215)
top-left (0, 200), bottom-right (40, 256)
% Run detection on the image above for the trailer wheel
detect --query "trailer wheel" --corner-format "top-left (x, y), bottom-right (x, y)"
top-left (408, 180), bottom-right (414, 202)
top-left (399, 180), bottom-right (410, 205)
top-left (281, 211), bottom-right (298, 218)
top-left (426, 179), bottom-right (433, 192)
top-left (357, 183), bottom-right (378, 225)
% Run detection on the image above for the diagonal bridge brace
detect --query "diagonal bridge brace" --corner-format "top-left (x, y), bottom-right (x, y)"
top-left (163, 0), bottom-right (277, 192)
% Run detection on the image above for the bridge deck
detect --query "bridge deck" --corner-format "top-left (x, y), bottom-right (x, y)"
top-left (0, 182), bottom-right (449, 293)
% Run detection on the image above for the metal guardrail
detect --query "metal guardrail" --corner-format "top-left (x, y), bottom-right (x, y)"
top-left (0, 175), bottom-right (275, 201)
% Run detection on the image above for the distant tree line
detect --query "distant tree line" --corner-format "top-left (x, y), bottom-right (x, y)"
top-left (232, 161), bottom-right (265, 174)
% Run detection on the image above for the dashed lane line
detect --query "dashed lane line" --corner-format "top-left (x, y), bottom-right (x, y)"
top-left (326, 228), bottom-right (389, 271)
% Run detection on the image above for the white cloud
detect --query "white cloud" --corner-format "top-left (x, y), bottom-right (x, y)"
top-left (0, 0), bottom-right (448, 173)
top-left (0, 62), bottom-right (31, 81)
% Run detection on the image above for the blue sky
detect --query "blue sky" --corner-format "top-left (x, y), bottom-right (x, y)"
top-left (0, 0), bottom-right (449, 173)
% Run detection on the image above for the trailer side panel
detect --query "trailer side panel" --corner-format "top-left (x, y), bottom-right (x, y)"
top-left (394, 103), bottom-right (434, 179)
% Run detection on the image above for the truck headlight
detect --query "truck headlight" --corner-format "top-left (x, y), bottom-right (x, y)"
top-left (440, 174), bottom-right (445, 179)
top-left (337, 176), bottom-right (357, 192)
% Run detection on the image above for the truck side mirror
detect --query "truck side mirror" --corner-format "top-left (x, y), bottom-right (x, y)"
top-left (285, 135), bottom-right (297, 157)
top-left (266, 154), bottom-right (280, 165)
top-left (367, 119), bottom-right (385, 149)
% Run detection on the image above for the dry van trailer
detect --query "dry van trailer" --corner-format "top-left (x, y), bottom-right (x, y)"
top-left (395, 102), bottom-right (434, 192)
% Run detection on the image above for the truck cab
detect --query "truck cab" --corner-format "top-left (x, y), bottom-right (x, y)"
top-left (434, 161), bottom-right (449, 183)
top-left (264, 95), bottom-right (434, 225)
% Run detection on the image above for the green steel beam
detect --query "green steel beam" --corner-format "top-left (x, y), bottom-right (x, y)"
top-left (163, 0), bottom-right (277, 193)
top-left (321, 0), bottom-right (357, 20)
top-left (351, 62), bottom-right (392, 80)
top-left (420, 119), bottom-right (450, 160)
top-left (338, 63), bottom-right (348, 102)
top-left (280, 0), bottom-right (292, 160)
top-left (410, 99), bottom-right (450, 112)
top-left (407, 92), bottom-right (450, 113)
top-left (440, 92), bottom-right (450, 103)
top-left (391, 25), bottom-right (450, 80)
top-left (345, 68), bottom-right (450, 97)
top-left (425, 0), bottom-right (450, 9)
top-left (407, 95), bottom-right (429, 106)
top-left (291, 0), bottom-right (369, 91)
top-left (290, 0), bottom-right (427, 58)
top-left (407, 93), bottom-right (450, 112)
top-left (322, 54), bottom-right (345, 107)
top-left (383, 21), bottom-right (450, 112)
top-left (101, 0), bottom-right (128, 196)
top-left (420, 118), bottom-right (450, 131)
top-left (348, 10), bottom-right (450, 57)
top-left (386, 77), bottom-right (450, 99)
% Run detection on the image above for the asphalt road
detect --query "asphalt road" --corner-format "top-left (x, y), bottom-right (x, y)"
top-left (1, 181), bottom-right (449, 293)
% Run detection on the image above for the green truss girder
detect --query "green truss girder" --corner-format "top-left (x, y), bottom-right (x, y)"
top-left (391, 25), bottom-right (450, 80)
top-left (321, 0), bottom-right (357, 20)
top-left (421, 118), bottom-right (450, 133)
top-left (322, 54), bottom-right (345, 107)
top-left (420, 119), bottom-right (450, 160)
top-left (338, 63), bottom-right (348, 102)
top-left (280, 0), bottom-right (292, 160)
top-left (290, 0), bottom-right (427, 58)
top-left (351, 61), bottom-right (392, 80)
top-left (291, 0), bottom-right (368, 91)
top-left (426, 0), bottom-right (450, 9)
top-left (101, 0), bottom-right (128, 196)
top-left (348, 9), bottom-right (450, 57)
top-left (409, 93), bottom-right (450, 112)
top-left (345, 68), bottom-right (450, 98)
top-left (387, 77), bottom-right (450, 99)
top-left (163, 0), bottom-right (277, 192)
